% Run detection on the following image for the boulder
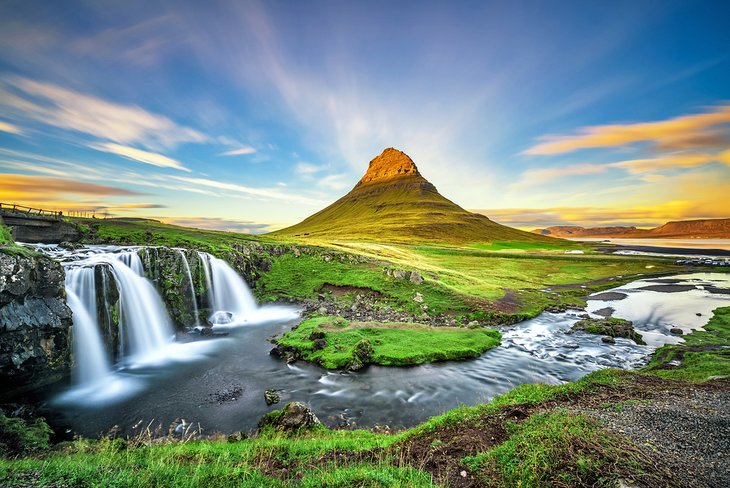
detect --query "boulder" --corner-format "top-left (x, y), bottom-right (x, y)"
top-left (264, 389), bottom-right (280, 406)
top-left (258, 402), bottom-right (321, 432)
top-left (571, 317), bottom-right (646, 345)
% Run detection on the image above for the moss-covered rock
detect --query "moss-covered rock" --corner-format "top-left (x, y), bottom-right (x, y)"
top-left (257, 402), bottom-right (321, 433)
top-left (572, 317), bottom-right (646, 345)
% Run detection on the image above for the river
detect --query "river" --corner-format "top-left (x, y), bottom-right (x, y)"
top-left (35, 245), bottom-right (730, 437)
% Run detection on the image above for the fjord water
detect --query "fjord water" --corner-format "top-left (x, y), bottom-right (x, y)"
top-left (42, 245), bottom-right (730, 436)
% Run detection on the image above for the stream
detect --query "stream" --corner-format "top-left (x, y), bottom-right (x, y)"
top-left (34, 245), bottom-right (730, 437)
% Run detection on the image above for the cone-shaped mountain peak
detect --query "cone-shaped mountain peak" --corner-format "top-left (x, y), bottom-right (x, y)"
top-left (356, 148), bottom-right (421, 187)
top-left (272, 148), bottom-right (552, 244)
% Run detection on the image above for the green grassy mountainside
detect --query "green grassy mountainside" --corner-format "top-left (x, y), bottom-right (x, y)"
top-left (272, 148), bottom-right (554, 245)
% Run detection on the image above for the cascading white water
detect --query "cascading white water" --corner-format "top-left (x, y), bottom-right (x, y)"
top-left (199, 252), bottom-right (215, 313)
top-left (107, 258), bottom-right (175, 359)
top-left (177, 250), bottom-right (200, 327)
top-left (200, 253), bottom-right (257, 323)
top-left (117, 251), bottom-right (144, 276)
top-left (64, 273), bottom-right (111, 385)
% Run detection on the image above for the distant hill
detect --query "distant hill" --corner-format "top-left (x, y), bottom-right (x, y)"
top-left (273, 148), bottom-right (553, 244)
top-left (533, 218), bottom-right (730, 239)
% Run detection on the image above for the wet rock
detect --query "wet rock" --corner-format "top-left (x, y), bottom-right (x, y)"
top-left (348, 338), bottom-right (374, 371)
top-left (258, 402), bottom-right (321, 432)
top-left (669, 328), bottom-right (684, 335)
top-left (264, 389), bottom-right (280, 405)
top-left (0, 252), bottom-right (72, 397)
top-left (58, 241), bottom-right (84, 251)
top-left (572, 317), bottom-right (646, 345)
top-left (602, 336), bottom-right (616, 344)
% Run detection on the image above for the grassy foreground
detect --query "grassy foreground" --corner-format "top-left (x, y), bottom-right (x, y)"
top-left (276, 316), bottom-right (502, 369)
top-left (2, 308), bottom-right (728, 487)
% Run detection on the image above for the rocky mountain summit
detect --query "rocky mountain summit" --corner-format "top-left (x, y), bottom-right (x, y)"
top-left (273, 147), bottom-right (550, 244)
top-left (355, 147), bottom-right (423, 187)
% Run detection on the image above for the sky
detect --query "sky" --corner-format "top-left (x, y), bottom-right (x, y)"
top-left (0, 0), bottom-right (729, 232)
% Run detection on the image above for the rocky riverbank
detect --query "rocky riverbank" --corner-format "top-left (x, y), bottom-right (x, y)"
top-left (0, 251), bottom-right (72, 399)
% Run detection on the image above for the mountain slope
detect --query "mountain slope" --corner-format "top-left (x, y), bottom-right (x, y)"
top-left (273, 148), bottom-right (554, 244)
top-left (533, 218), bottom-right (730, 239)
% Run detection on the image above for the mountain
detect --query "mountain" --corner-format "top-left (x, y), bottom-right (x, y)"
top-left (273, 148), bottom-right (551, 244)
top-left (533, 218), bottom-right (730, 239)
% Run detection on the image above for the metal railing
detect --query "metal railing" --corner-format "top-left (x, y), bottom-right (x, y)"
top-left (0, 202), bottom-right (63, 220)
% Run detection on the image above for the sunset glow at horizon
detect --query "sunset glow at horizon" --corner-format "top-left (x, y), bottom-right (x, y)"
top-left (1, 0), bottom-right (729, 233)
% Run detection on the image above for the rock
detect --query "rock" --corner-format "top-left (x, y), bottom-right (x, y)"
top-left (564, 341), bottom-right (579, 349)
top-left (347, 338), bottom-right (374, 371)
top-left (0, 252), bottom-right (73, 396)
top-left (317, 306), bottom-right (328, 314)
top-left (227, 432), bottom-right (247, 442)
top-left (258, 402), bottom-right (321, 432)
top-left (602, 336), bottom-right (616, 344)
top-left (669, 327), bottom-right (683, 335)
top-left (58, 241), bottom-right (84, 251)
top-left (393, 269), bottom-right (408, 280)
top-left (309, 331), bottom-right (325, 340)
top-left (409, 272), bottom-right (424, 284)
top-left (467, 320), bottom-right (479, 327)
top-left (571, 317), bottom-right (646, 345)
top-left (696, 312), bottom-right (702, 316)
top-left (413, 292), bottom-right (424, 303)
top-left (264, 389), bottom-right (280, 405)
top-left (312, 339), bottom-right (326, 350)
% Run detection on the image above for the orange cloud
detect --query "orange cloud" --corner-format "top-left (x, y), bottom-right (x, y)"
top-left (1, 173), bottom-right (143, 198)
top-left (475, 202), bottom-right (730, 229)
top-left (524, 104), bottom-right (730, 155)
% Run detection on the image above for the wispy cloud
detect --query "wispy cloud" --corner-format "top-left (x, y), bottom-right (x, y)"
top-left (169, 175), bottom-right (323, 205)
top-left (511, 150), bottom-right (730, 189)
top-left (295, 163), bottom-right (326, 175)
top-left (317, 174), bottom-right (350, 191)
top-left (524, 104), bottom-right (730, 155)
top-left (0, 120), bottom-right (22, 135)
top-left (220, 146), bottom-right (256, 156)
top-left (509, 164), bottom-right (607, 190)
top-left (163, 216), bottom-right (271, 234)
top-left (0, 76), bottom-right (207, 149)
top-left (91, 143), bottom-right (191, 172)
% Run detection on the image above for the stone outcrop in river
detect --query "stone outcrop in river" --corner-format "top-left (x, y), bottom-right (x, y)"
top-left (0, 252), bottom-right (72, 397)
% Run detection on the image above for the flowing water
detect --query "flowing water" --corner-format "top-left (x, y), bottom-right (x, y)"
top-left (34, 245), bottom-right (730, 437)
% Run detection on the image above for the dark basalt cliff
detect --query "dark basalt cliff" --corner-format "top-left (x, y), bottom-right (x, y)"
top-left (0, 252), bottom-right (72, 398)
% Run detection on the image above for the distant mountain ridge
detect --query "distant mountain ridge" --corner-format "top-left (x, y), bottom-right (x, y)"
top-left (273, 148), bottom-right (552, 244)
top-left (533, 218), bottom-right (730, 239)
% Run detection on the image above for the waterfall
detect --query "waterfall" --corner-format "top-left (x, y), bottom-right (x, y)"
top-left (117, 251), bottom-right (144, 276)
top-left (199, 253), bottom-right (257, 324)
top-left (199, 252), bottom-right (215, 312)
top-left (106, 258), bottom-right (175, 359)
top-left (65, 269), bottom-right (111, 385)
top-left (177, 250), bottom-right (201, 327)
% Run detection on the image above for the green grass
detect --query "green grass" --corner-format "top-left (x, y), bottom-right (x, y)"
top-left (256, 252), bottom-right (472, 316)
top-left (271, 169), bottom-right (555, 246)
top-left (0, 426), bottom-right (434, 488)
top-left (79, 218), bottom-right (268, 254)
top-left (468, 240), bottom-right (585, 252)
top-left (0, 413), bottom-right (52, 457)
top-left (463, 411), bottom-right (655, 487)
top-left (276, 316), bottom-right (502, 369)
top-left (0, 220), bottom-right (12, 245)
top-left (645, 306), bottom-right (730, 381)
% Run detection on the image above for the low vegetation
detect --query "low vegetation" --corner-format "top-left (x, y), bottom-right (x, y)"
top-left (276, 316), bottom-right (501, 369)
top-left (645, 306), bottom-right (730, 381)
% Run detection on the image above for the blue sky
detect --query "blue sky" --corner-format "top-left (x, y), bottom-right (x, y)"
top-left (1, 0), bottom-right (729, 232)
